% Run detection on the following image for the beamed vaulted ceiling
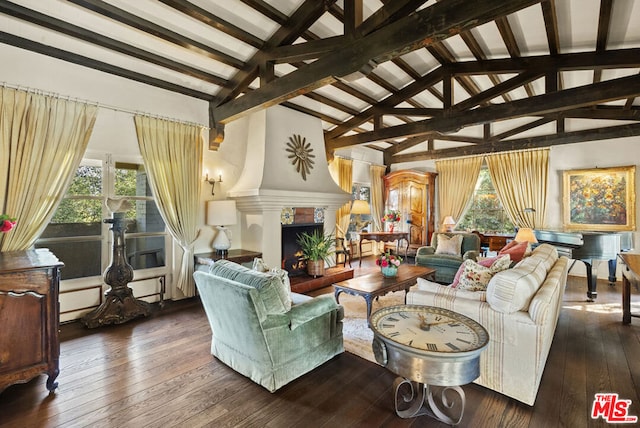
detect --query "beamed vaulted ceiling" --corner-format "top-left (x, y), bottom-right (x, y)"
top-left (2, 0), bottom-right (639, 164)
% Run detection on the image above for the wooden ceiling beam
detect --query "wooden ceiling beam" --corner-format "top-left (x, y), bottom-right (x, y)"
top-left (325, 67), bottom-right (445, 140)
top-left (541, 0), bottom-right (560, 56)
top-left (459, 31), bottom-right (512, 103)
top-left (0, 2), bottom-right (227, 87)
top-left (390, 122), bottom-right (640, 162)
top-left (360, 0), bottom-right (431, 36)
top-left (217, 0), bottom-right (337, 105)
top-left (495, 16), bottom-right (536, 97)
top-left (428, 44), bottom-right (481, 102)
top-left (449, 48), bottom-right (640, 74)
top-left (158, 0), bottom-right (263, 48)
top-left (0, 31), bottom-right (211, 100)
top-left (375, 107), bottom-right (444, 117)
top-left (343, 0), bottom-right (363, 37)
top-left (212, 0), bottom-right (543, 124)
top-left (265, 36), bottom-right (347, 63)
top-left (453, 71), bottom-right (543, 112)
top-left (327, 73), bottom-right (640, 149)
top-left (489, 117), bottom-right (555, 141)
top-left (593, 0), bottom-right (613, 83)
top-left (67, 0), bottom-right (245, 69)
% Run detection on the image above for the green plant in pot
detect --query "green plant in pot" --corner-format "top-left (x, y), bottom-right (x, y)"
top-left (296, 230), bottom-right (334, 277)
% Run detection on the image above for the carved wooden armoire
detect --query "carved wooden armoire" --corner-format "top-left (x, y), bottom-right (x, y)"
top-left (383, 170), bottom-right (437, 255)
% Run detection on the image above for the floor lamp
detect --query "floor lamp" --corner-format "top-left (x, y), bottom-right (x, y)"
top-left (207, 200), bottom-right (237, 255)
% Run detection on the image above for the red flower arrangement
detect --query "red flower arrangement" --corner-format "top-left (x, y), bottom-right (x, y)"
top-left (382, 210), bottom-right (401, 223)
top-left (375, 251), bottom-right (402, 268)
top-left (0, 214), bottom-right (16, 233)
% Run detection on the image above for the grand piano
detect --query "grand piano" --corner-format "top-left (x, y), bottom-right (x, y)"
top-left (534, 230), bottom-right (634, 301)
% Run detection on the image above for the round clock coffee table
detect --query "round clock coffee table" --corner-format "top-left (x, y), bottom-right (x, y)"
top-left (370, 305), bottom-right (489, 425)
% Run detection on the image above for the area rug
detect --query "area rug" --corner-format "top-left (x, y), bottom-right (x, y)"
top-left (339, 290), bottom-right (405, 364)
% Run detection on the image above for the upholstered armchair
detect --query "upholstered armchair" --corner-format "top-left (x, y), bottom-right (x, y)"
top-left (415, 232), bottom-right (481, 283)
top-left (193, 260), bottom-right (344, 392)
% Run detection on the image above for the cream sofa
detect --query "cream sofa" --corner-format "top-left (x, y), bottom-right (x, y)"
top-left (406, 243), bottom-right (569, 405)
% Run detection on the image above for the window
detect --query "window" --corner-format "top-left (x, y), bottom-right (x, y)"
top-left (457, 167), bottom-right (515, 234)
top-left (36, 155), bottom-right (167, 280)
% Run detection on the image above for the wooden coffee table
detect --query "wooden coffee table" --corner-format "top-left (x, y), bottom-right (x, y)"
top-left (333, 265), bottom-right (436, 323)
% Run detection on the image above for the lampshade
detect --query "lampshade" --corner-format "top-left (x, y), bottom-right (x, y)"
top-left (207, 200), bottom-right (237, 226)
top-left (514, 227), bottom-right (538, 243)
top-left (443, 215), bottom-right (456, 232)
top-left (351, 200), bottom-right (371, 215)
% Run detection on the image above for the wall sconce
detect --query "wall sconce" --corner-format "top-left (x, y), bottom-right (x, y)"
top-left (205, 172), bottom-right (222, 196)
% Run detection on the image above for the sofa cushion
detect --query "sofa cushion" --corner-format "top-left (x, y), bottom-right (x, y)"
top-left (452, 254), bottom-right (511, 288)
top-left (455, 255), bottom-right (512, 291)
top-left (435, 234), bottom-right (463, 256)
top-left (210, 259), bottom-right (292, 314)
top-left (498, 240), bottom-right (529, 263)
top-left (486, 253), bottom-right (550, 314)
top-left (415, 277), bottom-right (487, 302)
top-left (252, 258), bottom-right (293, 311)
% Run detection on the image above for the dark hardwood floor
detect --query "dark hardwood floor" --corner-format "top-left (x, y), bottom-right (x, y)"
top-left (1, 256), bottom-right (639, 427)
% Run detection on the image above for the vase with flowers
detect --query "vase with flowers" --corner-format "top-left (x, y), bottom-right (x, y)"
top-left (376, 251), bottom-right (403, 277)
top-left (382, 210), bottom-right (401, 232)
top-left (0, 214), bottom-right (16, 233)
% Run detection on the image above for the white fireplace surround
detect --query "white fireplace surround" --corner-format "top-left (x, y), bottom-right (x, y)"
top-left (227, 106), bottom-right (351, 268)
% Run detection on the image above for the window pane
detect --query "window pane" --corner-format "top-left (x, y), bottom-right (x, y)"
top-left (115, 162), bottom-right (147, 197)
top-left (48, 199), bottom-right (103, 231)
top-left (125, 236), bottom-right (165, 270)
top-left (66, 165), bottom-right (102, 196)
top-left (36, 240), bottom-right (102, 280)
top-left (115, 163), bottom-right (165, 234)
top-left (458, 168), bottom-right (515, 234)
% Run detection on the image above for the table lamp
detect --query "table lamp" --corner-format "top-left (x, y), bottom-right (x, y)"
top-left (514, 227), bottom-right (538, 243)
top-left (443, 216), bottom-right (456, 232)
top-left (207, 200), bottom-right (237, 255)
top-left (350, 200), bottom-right (371, 232)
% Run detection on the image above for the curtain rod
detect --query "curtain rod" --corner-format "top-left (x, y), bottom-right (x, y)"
top-left (1, 81), bottom-right (209, 129)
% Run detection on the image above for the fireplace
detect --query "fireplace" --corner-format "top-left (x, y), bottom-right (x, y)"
top-left (281, 223), bottom-right (323, 276)
top-left (226, 105), bottom-right (351, 269)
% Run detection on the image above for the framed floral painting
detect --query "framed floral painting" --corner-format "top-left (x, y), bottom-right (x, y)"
top-left (563, 166), bottom-right (636, 231)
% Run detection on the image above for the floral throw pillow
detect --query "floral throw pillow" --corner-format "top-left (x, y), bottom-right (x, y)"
top-left (435, 234), bottom-right (463, 256)
top-left (455, 255), bottom-right (512, 291)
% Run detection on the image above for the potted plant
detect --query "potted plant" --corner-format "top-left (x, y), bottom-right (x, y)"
top-left (296, 230), bottom-right (334, 277)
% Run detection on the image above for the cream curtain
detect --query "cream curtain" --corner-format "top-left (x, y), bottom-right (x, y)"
top-left (486, 149), bottom-right (549, 228)
top-left (331, 157), bottom-right (352, 238)
top-left (370, 164), bottom-right (386, 232)
top-left (0, 87), bottom-right (97, 251)
top-left (134, 116), bottom-right (203, 297)
top-left (435, 156), bottom-right (483, 231)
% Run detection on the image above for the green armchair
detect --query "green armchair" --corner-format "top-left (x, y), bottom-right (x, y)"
top-left (415, 232), bottom-right (481, 283)
top-left (193, 260), bottom-right (344, 392)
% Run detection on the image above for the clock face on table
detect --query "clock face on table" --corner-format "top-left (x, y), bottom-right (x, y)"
top-left (371, 305), bottom-right (489, 355)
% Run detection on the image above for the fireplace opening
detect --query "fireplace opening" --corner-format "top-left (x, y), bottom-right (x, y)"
top-left (281, 223), bottom-right (323, 276)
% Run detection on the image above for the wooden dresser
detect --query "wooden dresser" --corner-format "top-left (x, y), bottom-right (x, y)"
top-left (0, 249), bottom-right (64, 393)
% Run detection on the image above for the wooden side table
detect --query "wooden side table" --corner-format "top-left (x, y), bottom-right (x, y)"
top-left (358, 231), bottom-right (410, 266)
top-left (195, 249), bottom-right (263, 268)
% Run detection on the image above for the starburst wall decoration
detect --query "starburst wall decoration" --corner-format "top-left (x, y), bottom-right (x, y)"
top-left (285, 134), bottom-right (315, 181)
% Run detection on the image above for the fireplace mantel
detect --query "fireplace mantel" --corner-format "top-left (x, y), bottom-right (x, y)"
top-left (230, 189), bottom-right (350, 213)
